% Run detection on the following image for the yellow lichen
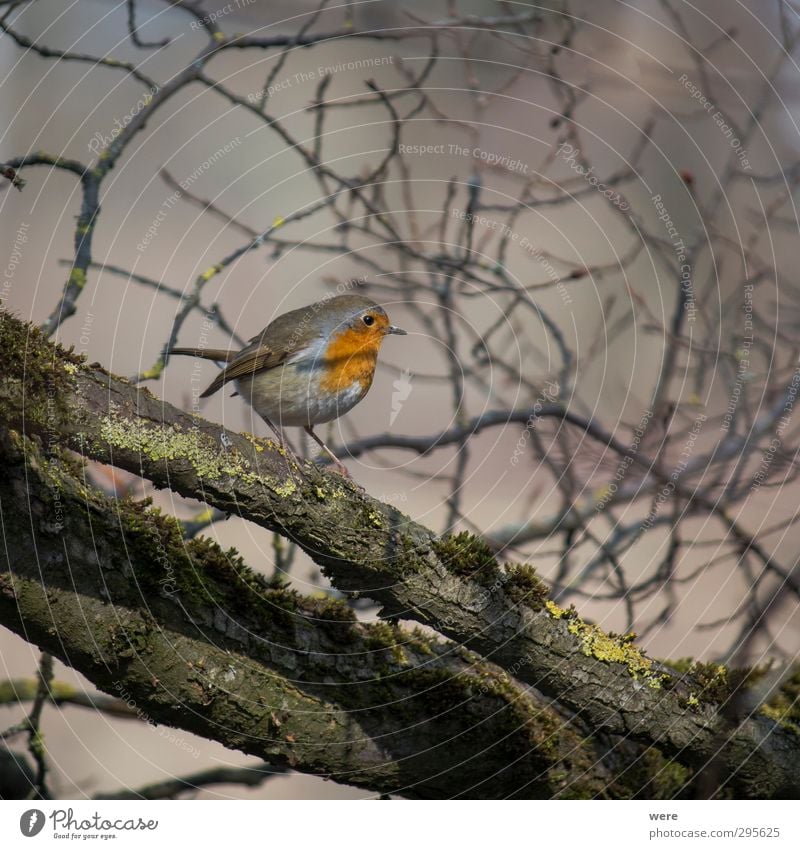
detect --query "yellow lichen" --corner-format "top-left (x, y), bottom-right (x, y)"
top-left (200, 264), bottom-right (223, 282)
top-left (565, 618), bottom-right (667, 689)
top-left (139, 360), bottom-right (165, 381)
top-left (98, 409), bottom-right (290, 491)
top-left (241, 432), bottom-right (269, 453)
top-left (273, 480), bottom-right (297, 498)
top-left (546, 599), bottom-right (568, 619)
top-left (68, 267), bottom-right (87, 290)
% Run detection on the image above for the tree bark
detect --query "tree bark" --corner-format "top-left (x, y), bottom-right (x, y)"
top-left (0, 425), bottom-right (610, 798)
top-left (1, 313), bottom-right (798, 798)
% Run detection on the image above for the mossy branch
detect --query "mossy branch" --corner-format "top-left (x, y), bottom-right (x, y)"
top-left (0, 422), bottom-right (608, 798)
top-left (1, 311), bottom-right (798, 797)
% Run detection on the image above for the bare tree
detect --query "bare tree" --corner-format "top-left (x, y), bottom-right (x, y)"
top-left (1, 0), bottom-right (799, 799)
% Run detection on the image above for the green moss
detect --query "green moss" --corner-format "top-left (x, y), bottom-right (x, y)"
top-left (115, 498), bottom-right (303, 634)
top-left (310, 595), bottom-right (356, 623)
top-left (305, 595), bottom-right (359, 644)
top-left (404, 627), bottom-right (435, 656)
top-left (363, 621), bottom-right (407, 664)
top-left (108, 617), bottom-right (157, 661)
top-left (691, 662), bottom-right (735, 702)
top-left (479, 676), bottom-right (560, 753)
top-left (394, 534), bottom-right (425, 574)
top-left (0, 310), bottom-right (82, 428)
top-left (760, 704), bottom-right (800, 734)
top-left (432, 535), bottom-right (550, 609)
top-left (619, 746), bottom-right (695, 799)
top-left (432, 531), bottom-right (499, 584)
top-left (759, 667), bottom-right (800, 734)
top-left (665, 657), bottom-right (695, 674)
top-left (671, 661), bottom-right (753, 706)
top-left (363, 621), bottom-right (399, 649)
top-left (504, 563), bottom-right (549, 609)
top-left (392, 655), bottom-right (605, 797)
top-left (399, 666), bottom-right (470, 711)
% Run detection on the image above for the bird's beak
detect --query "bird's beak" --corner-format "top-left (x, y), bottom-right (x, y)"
top-left (386, 325), bottom-right (407, 335)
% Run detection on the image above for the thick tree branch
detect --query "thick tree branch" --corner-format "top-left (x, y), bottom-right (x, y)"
top-left (95, 760), bottom-right (289, 800)
top-left (1, 313), bottom-right (798, 798)
top-left (0, 422), bottom-right (603, 798)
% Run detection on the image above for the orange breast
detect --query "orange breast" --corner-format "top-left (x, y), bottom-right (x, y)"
top-left (319, 327), bottom-right (381, 395)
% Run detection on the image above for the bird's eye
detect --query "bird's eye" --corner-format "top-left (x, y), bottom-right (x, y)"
top-left (362, 314), bottom-right (375, 326)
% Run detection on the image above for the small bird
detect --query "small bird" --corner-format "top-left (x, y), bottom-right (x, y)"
top-left (171, 293), bottom-right (406, 473)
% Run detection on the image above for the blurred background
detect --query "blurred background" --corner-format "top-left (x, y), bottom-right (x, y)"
top-left (1, 0), bottom-right (799, 798)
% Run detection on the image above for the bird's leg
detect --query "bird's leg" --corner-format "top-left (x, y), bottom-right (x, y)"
top-left (262, 416), bottom-right (283, 447)
top-left (261, 416), bottom-right (302, 477)
top-left (262, 416), bottom-right (293, 453)
top-left (304, 426), bottom-right (350, 477)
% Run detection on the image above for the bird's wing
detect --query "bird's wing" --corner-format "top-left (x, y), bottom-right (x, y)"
top-left (198, 303), bottom-right (326, 398)
top-left (199, 342), bottom-right (292, 398)
top-left (170, 347), bottom-right (238, 363)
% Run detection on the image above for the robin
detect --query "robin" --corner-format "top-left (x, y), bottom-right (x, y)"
top-left (171, 293), bottom-right (407, 473)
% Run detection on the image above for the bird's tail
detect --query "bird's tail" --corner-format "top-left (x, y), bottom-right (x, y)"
top-left (170, 347), bottom-right (238, 363)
